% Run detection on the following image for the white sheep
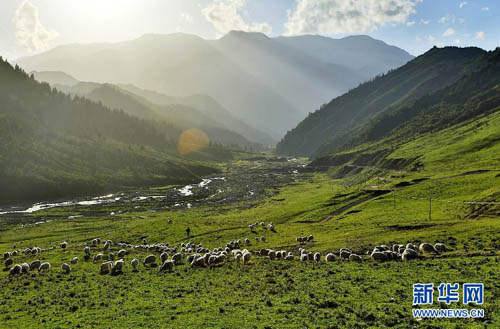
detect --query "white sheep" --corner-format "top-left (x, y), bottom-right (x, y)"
top-left (61, 263), bottom-right (71, 274)
top-left (71, 257), bottom-right (79, 265)
top-left (172, 253), bottom-right (183, 265)
top-left (325, 253), bottom-right (336, 262)
top-left (84, 246), bottom-right (91, 255)
top-left (93, 254), bottom-right (104, 263)
top-left (340, 250), bottom-right (351, 260)
top-left (143, 255), bottom-right (156, 267)
top-left (191, 256), bottom-right (206, 268)
top-left (131, 258), bottom-right (139, 271)
top-left (21, 263), bottom-right (30, 273)
top-left (38, 262), bottom-right (51, 272)
top-left (406, 243), bottom-right (417, 251)
top-left (371, 252), bottom-right (388, 262)
top-left (9, 264), bottom-right (21, 275)
top-left (100, 261), bottom-right (113, 274)
top-left (160, 252), bottom-right (169, 263)
top-left (29, 260), bottom-right (41, 271)
top-left (434, 243), bottom-right (446, 253)
top-left (349, 254), bottom-right (362, 262)
top-left (60, 242), bottom-right (68, 249)
top-left (113, 259), bottom-right (125, 274)
top-left (268, 250), bottom-right (276, 260)
top-left (159, 260), bottom-right (174, 272)
top-left (402, 248), bottom-right (418, 261)
top-left (242, 251), bottom-right (251, 265)
top-left (117, 249), bottom-right (127, 258)
top-left (419, 243), bottom-right (438, 254)
top-left (3, 252), bottom-right (10, 259)
top-left (313, 252), bottom-right (321, 262)
top-left (300, 253), bottom-right (308, 262)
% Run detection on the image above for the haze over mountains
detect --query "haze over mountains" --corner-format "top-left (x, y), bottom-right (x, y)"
top-left (17, 31), bottom-right (413, 140)
top-left (32, 71), bottom-right (272, 148)
top-left (277, 46), bottom-right (500, 161)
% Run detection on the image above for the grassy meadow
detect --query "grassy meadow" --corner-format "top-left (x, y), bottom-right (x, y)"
top-left (1, 148), bottom-right (500, 328)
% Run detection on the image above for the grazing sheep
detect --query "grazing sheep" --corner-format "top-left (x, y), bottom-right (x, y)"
top-left (160, 252), bottom-right (169, 263)
top-left (242, 251), bottom-right (251, 265)
top-left (29, 260), bottom-right (41, 271)
top-left (143, 255), bottom-right (156, 267)
top-left (103, 241), bottom-right (111, 251)
top-left (60, 242), bottom-right (68, 249)
top-left (92, 238), bottom-right (99, 246)
top-left (5, 258), bottom-right (14, 268)
top-left (21, 263), bottom-right (30, 273)
top-left (84, 246), bottom-right (91, 255)
top-left (9, 264), bottom-right (22, 276)
top-left (419, 243), bottom-right (438, 255)
top-left (245, 238), bottom-right (251, 245)
top-left (3, 252), bottom-right (10, 259)
top-left (131, 258), bottom-right (139, 271)
top-left (117, 249), bottom-right (127, 258)
top-left (172, 253), bottom-right (183, 265)
top-left (406, 243), bottom-right (417, 251)
top-left (402, 248), bottom-right (418, 261)
top-left (113, 259), bottom-right (125, 274)
top-left (38, 262), bottom-right (51, 272)
top-left (285, 254), bottom-right (294, 261)
top-left (61, 263), bottom-right (71, 274)
top-left (234, 253), bottom-right (242, 263)
top-left (434, 243), bottom-right (446, 253)
top-left (71, 257), bottom-right (79, 265)
top-left (159, 260), bottom-right (174, 272)
top-left (325, 253), bottom-right (336, 262)
top-left (93, 254), bottom-right (104, 263)
top-left (100, 261), bottom-right (113, 274)
top-left (307, 235), bottom-right (314, 242)
top-left (191, 256), bottom-right (206, 268)
top-left (268, 250), bottom-right (276, 260)
top-left (313, 252), bottom-right (321, 262)
top-left (300, 253), bottom-right (308, 262)
top-left (349, 254), bottom-right (362, 262)
top-left (340, 250), bottom-right (351, 261)
top-left (260, 236), bottom-right (266, 242)
top-left (371, 252), bottom-right (388, 262)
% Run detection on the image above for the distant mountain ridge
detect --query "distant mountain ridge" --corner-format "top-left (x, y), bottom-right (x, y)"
top-left (17, 31), bottom-right (413, 140)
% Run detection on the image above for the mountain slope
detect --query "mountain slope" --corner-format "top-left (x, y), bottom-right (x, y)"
top-left (276, 46), bottom-right (486, 157)
top-left (116, 84), bottom-right (275, 145)
top-left (47, 80), bottom-right (263, 149)
top-left (309, 48), bottom-right (500, 174)
top-left (16, 32), bottom-right (412, 139)
top-left (0, 57), bottom-right (220, 202)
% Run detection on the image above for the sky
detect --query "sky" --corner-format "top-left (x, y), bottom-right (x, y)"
top-left (0, 0), bottom-right (498, 60)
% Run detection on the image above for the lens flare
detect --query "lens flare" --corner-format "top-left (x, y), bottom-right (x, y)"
top-left (177, 128), bottom-right (210, 156)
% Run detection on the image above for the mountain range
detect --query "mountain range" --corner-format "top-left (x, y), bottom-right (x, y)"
top-left (276, 46), bottom-right (492, 158)
top-left (17, 31), bottom-right (413, 140)
top-left (31, 71), bottom-right (272, 148)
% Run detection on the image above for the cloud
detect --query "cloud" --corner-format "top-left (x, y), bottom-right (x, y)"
top-left (459, 1), bottom-right (467, 9)
top-left (284, 0), bottom-right (419, 36)
top-left (481, 6), bottom-right (489, 11)
top-left (442, 28), bottom-right (455, 37)
top-left (202, 0), bottom-right (272, 36)
top-left (475, 31), bottom-right (486, 40)
top-left (13, 1), bottom-right (58, 53)
top-left (438, 14), bottom-right (455, 24)
top-left (420, 19), bottom-right (430, 24)
top-left (406, 21), bottom-right (416, 26)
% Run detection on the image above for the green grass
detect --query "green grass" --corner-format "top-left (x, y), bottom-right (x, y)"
top-left (1, 167), bottom-right (500, 328)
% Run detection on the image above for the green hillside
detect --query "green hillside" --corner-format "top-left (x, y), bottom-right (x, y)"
top-left (276, 47), bottom-right (487, 157)
top-left (0, 58), bottom-right (221, 202)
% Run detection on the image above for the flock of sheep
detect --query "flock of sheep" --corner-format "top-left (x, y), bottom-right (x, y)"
top-left (3, 228), bottom-right (447, 277)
